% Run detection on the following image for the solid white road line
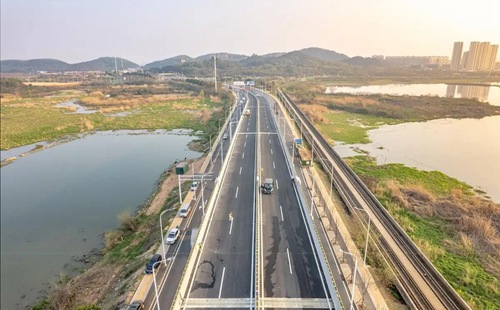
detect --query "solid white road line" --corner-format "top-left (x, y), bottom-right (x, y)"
top-left (219, 267), bottom-right (226, 298)
top-left (239, 167), bottom-right (242, 175)
top-left (287, 248), bottom-right (293, 274)
top-left (235, 187), bottom-right (239, 198)
top-left (280, 205), bottom-right (284, 222)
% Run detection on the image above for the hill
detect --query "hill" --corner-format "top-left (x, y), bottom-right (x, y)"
top-left (196, 52), bottom-right (248, 62)
top-left (144, 55), bottom-right (193, 70)
top-left (298, 47), bottom-right (349, 62)
top-left (0, 57), bottom-right (139, 73)
top-left (0, 59), bottom-right (70, 73)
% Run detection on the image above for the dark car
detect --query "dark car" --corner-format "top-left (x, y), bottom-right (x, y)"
top-left (145, 253), bottom-right (162, 274)
top-left (261, 178), bottom-right (275, 194)
top-left (127, 300), bottom-right (144, 310)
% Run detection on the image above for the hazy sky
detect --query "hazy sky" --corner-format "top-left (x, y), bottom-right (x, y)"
top-left (1, 0), bottom-right (499, 64)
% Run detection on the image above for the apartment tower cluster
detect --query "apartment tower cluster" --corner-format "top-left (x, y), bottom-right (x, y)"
top-left (451, 41), bottom-right (498, 71)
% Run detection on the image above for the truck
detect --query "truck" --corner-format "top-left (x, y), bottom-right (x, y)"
top-left (296, 145), bottom-right (311, 167)
top-left (244, 108), bottom-right (250, 116)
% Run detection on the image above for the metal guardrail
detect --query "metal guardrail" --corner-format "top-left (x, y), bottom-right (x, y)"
top-left (276, 89), bottom-right (471, 310)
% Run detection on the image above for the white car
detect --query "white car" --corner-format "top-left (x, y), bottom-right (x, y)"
top-left (190, 181), bottom-right (199, 191)
top-left (166, 228), bottom-right (180, 245)
top-left (223, 134), bottom-right (228, 140)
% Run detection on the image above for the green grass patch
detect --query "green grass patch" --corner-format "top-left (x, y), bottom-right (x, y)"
top-left (1, 94), bottom-right (227, 150)
top-left (346, 155), bottom-right (498, 308)
top-left (346, 156), bottom-right (472, 196)
top-left (314, 110), bottom-right (400, 144)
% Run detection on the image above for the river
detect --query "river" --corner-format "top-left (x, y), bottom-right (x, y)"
top-left (334, 116), bottom-right (500, 203)
top-left (325, 83), bottom-right (500, 106)
top-left (0, 130), bottom-right (200, 309)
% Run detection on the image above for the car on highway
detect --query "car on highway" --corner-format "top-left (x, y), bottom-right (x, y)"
top-left (223, 133), bottom-right (228, 140)
top-left (261, 178), bottom-right (275, 194)
top-left (127, 300), bottom-right (144, 310)
top-left (166, 228), bottom-right (180, 245)
top-left (190, 181), bottom-right (199, 191)
top-left (145, 253), bottom-right (162, 274)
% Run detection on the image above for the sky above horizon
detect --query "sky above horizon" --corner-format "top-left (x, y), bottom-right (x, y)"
top-left (1, 0), bottom-right (499, 65)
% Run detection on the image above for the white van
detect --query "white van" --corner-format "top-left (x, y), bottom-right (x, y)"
top-left (179, 203), bottom-right (191, 218)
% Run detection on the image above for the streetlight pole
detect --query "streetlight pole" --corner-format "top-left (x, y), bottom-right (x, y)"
top-left (152, 260), bottom-right (164, 310)
top-left (177, 175), bottom-right (182, 204)
top-left (354, 207), bottom-right (371, 266)
top-left (209, 133), bottom-right (216, 164)
top-left (159, 208), bottom-right (175, 266)
top-left (339, 249), bottom-right (358, 310)
top-left (220, 139), bottom-right (224, 163)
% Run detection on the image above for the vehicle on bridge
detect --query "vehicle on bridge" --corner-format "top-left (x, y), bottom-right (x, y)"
top-left (145, 254), bottom-right (162, 274)
top-left (261, 178), bottom-right (275, 194)
top-left (296, 145), bottom-right (311, 167)
top-left (179, 203), bottom-right (191, 218)
top-left (127, 300), bottom-right (144, 310)
top-left (166, 228), bottom-right (180, 245)
top-left (244, 108), bottom-right (250, 116)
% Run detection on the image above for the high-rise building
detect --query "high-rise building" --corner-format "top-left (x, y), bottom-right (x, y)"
top-left (461, 41), bottom-right (498, 71)
top-left (465, 41), bottom-right (481, 70)
top-left (451, 42), bottom-right (463, 70)
top-left (486, 45), bottom-right (499, 70)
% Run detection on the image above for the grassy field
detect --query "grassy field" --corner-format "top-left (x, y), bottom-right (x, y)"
top-left (1, 85), bottom-right (229, 150)
top-left (305, 104), bottom-right (400, 144)
top-left (345, 156), bottom-right (500, 309)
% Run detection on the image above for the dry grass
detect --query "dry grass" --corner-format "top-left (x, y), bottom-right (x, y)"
top-left (25, 82), bottom-right (82, 87)
top-left (299, 103), bottom-right (329, 123)
top-left (388, 183), bottom-right (500, 255)
top-left (48, 263), bottom-right (122, 310)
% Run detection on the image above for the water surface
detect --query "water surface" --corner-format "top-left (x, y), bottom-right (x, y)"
top-left (334, 116), bottom-right (500, 202)
top-left (325, 83), bottom-right (500, 106)
top-left (0, 130), bottom-right (200, 309)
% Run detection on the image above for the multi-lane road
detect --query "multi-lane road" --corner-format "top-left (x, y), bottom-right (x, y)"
top-left (141, 90), bottom-right (347, 310)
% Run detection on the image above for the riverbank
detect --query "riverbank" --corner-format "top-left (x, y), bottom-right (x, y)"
top-left (345, 156), bottom-right (500, 309)
top-left (31, 155), bottom-right (206, 310)
top-left (1, 80), bottom-right (232, 150)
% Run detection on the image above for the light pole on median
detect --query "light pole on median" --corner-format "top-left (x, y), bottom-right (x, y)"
top-left (339, 249), bottom-right (358, 310)
top-left (159, 208), bottom-right (176, 266)
top-left (354, 206), bottom-right (371, 267)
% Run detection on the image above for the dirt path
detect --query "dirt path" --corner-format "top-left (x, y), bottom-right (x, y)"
top-left (145, 156), bottom-right (206, 215)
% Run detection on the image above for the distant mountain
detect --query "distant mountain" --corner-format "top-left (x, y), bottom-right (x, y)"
top-left (298, 47), bottom-right (349, 62)
top-left (71, 57), bottom-right (139, 71)
top-left (144, 55), bottom-right (193, 70)
top-left (196, 53), bottom-right (248, 62)
top-left (260, 52), bottom-right (287, 58)
top-left (0, 57), bottom-right (139, 73)
top-left (0, 59), bottom-right (70, 72)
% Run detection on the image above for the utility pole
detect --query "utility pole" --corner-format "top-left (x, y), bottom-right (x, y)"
top-left (214, 54), bottom-right (217, 93)
top-left (114, 57), bottom-right (119, 84)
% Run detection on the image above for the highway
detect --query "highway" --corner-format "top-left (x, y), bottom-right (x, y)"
top-left (258, 96), bottom-right (327, 299)
top-left (180, 91), bottom-right (340, 309)
top-left (143, 92), bottom-right (248, 310)
top-left (141, 89), bottom-right (347, 310)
